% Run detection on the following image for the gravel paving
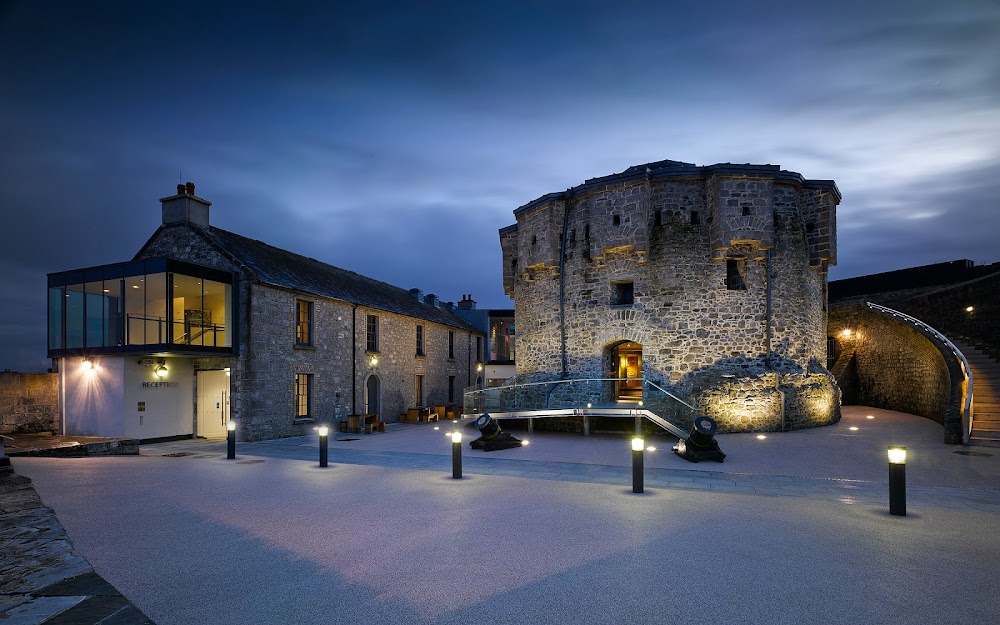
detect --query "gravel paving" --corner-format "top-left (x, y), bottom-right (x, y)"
top-left (11, 406), bottom-right (1000, 625)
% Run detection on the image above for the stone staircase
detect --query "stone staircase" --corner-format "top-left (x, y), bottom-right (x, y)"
top-left (951, 340), bottom-right (1000, 442)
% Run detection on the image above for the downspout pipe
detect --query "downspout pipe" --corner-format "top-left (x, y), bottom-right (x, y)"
top-left (558, 193), bottom-right (571, 379)
top-left (765, 249), bottom-right (785, 430)
top-left (352, 304), bottom-right (358, 415)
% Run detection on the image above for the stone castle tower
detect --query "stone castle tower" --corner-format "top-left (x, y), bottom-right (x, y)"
top-left (499, 159), bottom-right (841, 432)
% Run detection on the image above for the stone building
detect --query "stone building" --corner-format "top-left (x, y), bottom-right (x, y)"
top-left (499, 159), bottom-right (841, 432)
top-left (46, 183), bottom-right (483, 441)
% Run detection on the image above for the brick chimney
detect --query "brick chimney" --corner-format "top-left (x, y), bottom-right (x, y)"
top-left (160, 181), bottom-right (211, 227)
top-left (457, 294), bottom-right (476, 310)
top-left (424, 294), bottom-right (439, 307)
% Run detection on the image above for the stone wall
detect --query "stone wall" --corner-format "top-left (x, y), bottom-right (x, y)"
top-left (828, 305), bottom-right (963, 442)
top-left (0, 372), bottom-right (58, 435)
top-left (136, 223), bottom-right (480, 441)
top-left (501, 161), bottom-right (840, 432)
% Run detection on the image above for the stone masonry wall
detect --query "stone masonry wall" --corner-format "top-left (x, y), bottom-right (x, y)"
top-left (0, 372), bottom-right (58, 435)
top-left (503, 164), bottom-right (840, 433)
top-left (828, 305), bottom-right (960, 439)
top-left (136, 223), bottom-right (480, 441)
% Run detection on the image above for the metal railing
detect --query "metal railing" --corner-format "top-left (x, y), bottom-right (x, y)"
top-left (867, 302), bottom-right (974, 444)
top-left (462, 376), bottom-right (701, 437)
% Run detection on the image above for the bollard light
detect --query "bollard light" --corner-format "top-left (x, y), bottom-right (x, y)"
top-left (632, 437), bottom-right (644, 493)
top-left (226, 420), bottom-right (236, 459)
top-left (451, 431), bottom-right (463, 479)
top-left (888, 446), bottom-right (906, 516)
top-left (318, 425), bottom-right (329, 467)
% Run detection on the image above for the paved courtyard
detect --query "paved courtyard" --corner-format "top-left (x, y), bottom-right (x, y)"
top-left (10, 406), bottom-right (1000, 624)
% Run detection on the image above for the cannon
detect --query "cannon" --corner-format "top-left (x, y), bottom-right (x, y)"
top-left (469, 414), bottom-right (523, 451)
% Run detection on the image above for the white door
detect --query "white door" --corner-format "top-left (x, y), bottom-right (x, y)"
top-left (197, 370), bottom-right (230, 438)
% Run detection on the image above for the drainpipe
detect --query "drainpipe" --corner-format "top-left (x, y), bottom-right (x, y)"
top-left (765, 249), bottom-right (773, 367)
top-left (558, 193), bottom-right (571, 379)
top-left (352, 304), bottom-right (358, 415)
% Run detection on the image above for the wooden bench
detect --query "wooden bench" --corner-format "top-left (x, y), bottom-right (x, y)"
top-left (406, 407), bottom-right (437, 424)
top-left (345, 414), bottom-right (385, 433)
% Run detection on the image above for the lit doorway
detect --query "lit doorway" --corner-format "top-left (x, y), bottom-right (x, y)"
top-left (365, 375), bottom-right (381, 419)
top-left (611, 341), bottom-right (643, 402)
top-left (196, 370), bottom-right (230, 438)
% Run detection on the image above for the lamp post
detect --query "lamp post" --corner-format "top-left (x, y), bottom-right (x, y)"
top-left (451, 430), bottom-right (463, 479)
top-left (888, 446), bottom-right (906, 516)
top-left (318, 425), bottom-right (329, 468)
top-left (226, 420), bottom-right (236, 459)
top-left (632, 437), bottom-right (644, 493)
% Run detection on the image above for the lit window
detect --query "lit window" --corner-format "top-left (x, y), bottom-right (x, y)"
top-left (416, 324), bottom-right (424, 356)
top-left (295, 300), bottom-right (313, 346)
top-left (295, 373), bottom-right (312, 419)
top-left (366, 314), bottom-right (379, 352)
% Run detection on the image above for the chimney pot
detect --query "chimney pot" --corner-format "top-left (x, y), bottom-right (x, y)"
top-left (177, 183), bottom-right (186, 195)
top-left (185, 181), bottom-right (196, 195)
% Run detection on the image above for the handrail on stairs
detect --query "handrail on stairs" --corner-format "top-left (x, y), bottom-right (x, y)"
top-left (866, 302), bottom-right (974, 444)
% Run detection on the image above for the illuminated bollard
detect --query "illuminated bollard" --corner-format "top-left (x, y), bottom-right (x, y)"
top-left (318, 425), bottom-right (329, 468)
top-left (226, 420), bottom-right (236, 459)
top-left (888, 446), bottom-right (906, 516)
top-left (632, 437), bottom-right (644, 493)
top-left (451, 431), bottom-right (463, 479)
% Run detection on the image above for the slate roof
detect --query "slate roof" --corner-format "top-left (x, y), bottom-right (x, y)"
top-left (199, 225), bottom-right (479, 332)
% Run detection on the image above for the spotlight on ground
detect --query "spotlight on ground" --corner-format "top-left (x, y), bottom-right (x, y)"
top-left (470, 413), bottom-right (523, 451)
top-left (673, 416), bottom-right (726, 463)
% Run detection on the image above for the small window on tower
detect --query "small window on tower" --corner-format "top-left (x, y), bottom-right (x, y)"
top-left (691, 211), bottom-right (700, 225)
top-left (612, 281), bottom-right (634, 306)
top-left (742, 206), bottom-right (751, 216)
top-left (613, 214), bottom-right (621, 226)
top-left (726, 259), bottom-right (747, 291)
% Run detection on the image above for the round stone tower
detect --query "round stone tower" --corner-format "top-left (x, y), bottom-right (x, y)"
top-left (499, 159), bottom-right (841, 432)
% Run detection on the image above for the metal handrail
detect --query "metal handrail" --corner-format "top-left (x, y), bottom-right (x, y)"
top-left (463, 376), bottom-right (701, 412)
top-left (866, 302), bottom-right (974, 444)
top-left (645, 380), bottom-right (702, 412)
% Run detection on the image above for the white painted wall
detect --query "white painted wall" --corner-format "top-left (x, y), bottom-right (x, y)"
top-left (123, 357), bottom-right (194, 439)
top-left (63, 356), bottom-right (126, 437)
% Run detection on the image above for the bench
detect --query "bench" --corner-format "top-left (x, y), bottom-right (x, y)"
top-left (406, 407), bottom-right (437, 424)
top-left (344, 414), bottom-right (385, 433)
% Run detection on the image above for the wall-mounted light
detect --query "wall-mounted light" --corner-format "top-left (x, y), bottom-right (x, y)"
top-left (476, 363), bottom-right (483, 373)
top-left (965, 306), bottom-right (975, 313)
top-left (369, 355), bottom-right (379, 367)
top-left (154, 361), bottom-right (168, 378)
top-left (841, 328), bottom-right (853, 338)
top-left (81, 358), bottom-right (94, 371)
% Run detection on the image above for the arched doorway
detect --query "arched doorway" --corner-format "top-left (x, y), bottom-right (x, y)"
top-left (608, 341), bottom-right (643, 402)
top-left (365, 375), bottom-right (380, 418)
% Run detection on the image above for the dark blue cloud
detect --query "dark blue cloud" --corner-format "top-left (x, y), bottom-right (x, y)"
top-left (0, 0), bottom-right (997, 370)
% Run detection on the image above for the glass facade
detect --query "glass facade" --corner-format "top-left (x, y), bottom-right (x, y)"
top-left (47, 258), bottom-right (236, 356)
top-left (489, 313), bottom-right (515, 363)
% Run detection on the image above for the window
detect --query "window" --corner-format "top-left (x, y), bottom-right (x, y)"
top-left (690, 211), bottom-right (700, 225)
top-left (295, 374), bottom-right (312, 419)
top-left (612, 214), bottom-right (621, 226)
top-left (448, 330), bottom-right (455, 359)
top-left (295, 300), bottom-right (313, 346)
top-left (612, 281), bottom-right (634, 306)
top-left (476, 336), bottom-right (483, 362)
top-left (366, 314), bottom-right (379, 352)
top-left (415, 374), bottom-right (424, 406)
top-left (416, 324), bottom-right (424, 356)
top-left (448, 376), bottom-right (455, 403)
top-left (742, 206), bottom-right (751, 216)
top-left (726, 259), bottom-right (747, 291)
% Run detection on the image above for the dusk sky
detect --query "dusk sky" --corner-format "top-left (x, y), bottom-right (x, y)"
top-left (1, 1), bottom-right (998, 372)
